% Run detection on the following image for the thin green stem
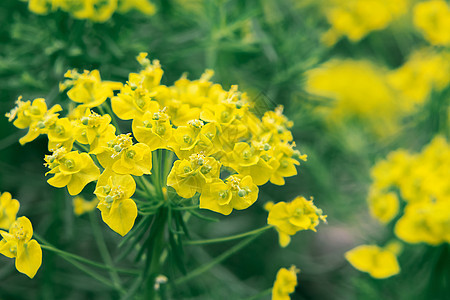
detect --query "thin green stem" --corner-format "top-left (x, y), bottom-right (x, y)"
top-left (74, 141), bottom-right (90, 152)
top-left (38, 241), bottom-right (123, 292)
top-left (136, 175), bottom-right (155, 199)
top-left (58, 251), bottom-right (118, 290)
top-left (186, 225), bottom-right (272, 245)
top-left (174, 230), bottom-right (265, 286)
top-left (151, 150), bottom-right (163, 199)
top-left (89, 212), bottom-right (123, 293)
top-left (35, 235), bottom-right (139, 275)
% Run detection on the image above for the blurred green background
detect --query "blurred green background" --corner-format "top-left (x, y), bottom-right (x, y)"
top-left (0, 0), bottom-right (449, 299)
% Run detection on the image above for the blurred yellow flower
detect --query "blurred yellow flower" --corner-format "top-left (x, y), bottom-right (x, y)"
top-left (368, 189), bottom-right (399, 224)
top-left (388, 49), bottom-right (450, 109)
top-left (413, 0), bottom-right (450, 46)
top-left (73, 196), bottom-right (99, 216)
top-left (24, 0), bottom-right (156, 21)
top-left (369, 136), bottom-right (450, 245)
top-left (0, 192), bottom-right (20, 230)
top-left (322, 0), bottom-right (408, 45)
top-left (345, 244), bottom-right (400, 279)
top-left (272, 265), bottom-right (299, 300)
top-left (305, 59), bottom-right (402, 136)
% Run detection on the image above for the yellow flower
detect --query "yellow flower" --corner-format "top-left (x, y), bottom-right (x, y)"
top-left (111, 83), bottom-right (159, 120)
top-left (305, 59), bottom-right (403, 136)
top-left (0, 217), bottom-right (42, 278)
top-left (267, 196), bottom-right (326, 247)
top-left (199, 175), bottom-right (258, 215)
top-left (395, 200), bottom-right (450, 245)
top-left (322, 0), bottom-right (408, 45)
top-left (272, 266), bottom-right (299, 300)
top-left (5, 97), bottom-right (62, 145)
top-left (270, 142), bottom-right (306, 186)
top-left (46, 150), bottom-right (100, 195)
top-left (368, 136), bottom-right (450, 245)
top-left (117, 0), bottom-right (156, 15)
top-left (413, 0), bottom-right (450, 46)
top-left (97, 134), bottom-right (152, 176)
top-left (94, 170), bottom-right (137, 236)
top-left (367, 189), bottom-right (399, 224)
top-left (61, 69), bottom-right (122, 108)
top-left (28, 0), bottom-right (49, 14)
top-left (388, 49), bottom-right (450, 109)
top-left (47, 117), bottom-right (75, 151)
top-left (132, 109), bottom-right (173, 151)
top-left (167, 154), bottom-right (221, 199)
top-left (0, 192), bottom-right (20, 230)
top-left (74, 110), bottom-right (117, 154)
top-left (224, 142), bottom-right (274, 186)
top-left (345, 244), bottom-right (400, 279)
top-left (73, 196), bottom-right (99, 216)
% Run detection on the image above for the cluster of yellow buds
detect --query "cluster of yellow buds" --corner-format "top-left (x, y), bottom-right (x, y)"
top-left (369, 136), bottom-right (450, 245)
top-left (22, 0), bottom-right (156, 22)
top-left (0, 192), bottom-right (42, 278)
top-left (6, 53), bottom-right (321, 245)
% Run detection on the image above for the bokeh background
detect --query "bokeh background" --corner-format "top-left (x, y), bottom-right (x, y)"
top-left (0, 0), bottom-right (449, 299)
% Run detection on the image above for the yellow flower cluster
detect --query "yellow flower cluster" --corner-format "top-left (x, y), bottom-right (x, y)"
top-left (23, 0), bottom-right (156, 22)
top-left (413, 0), bottom-right (450, 46)
top-left (369, 136), bottom-right (450, 245)
top-left (266, 196), bottom-right (326, 247)
top-left (0, 192), bottom-right (42, 278)
top-left (6, 52), bottom-right (313, 237)
top-left (305, 60), bottom-right (403, 136)
top-left (345, 243), bottom-right (400, 279)
top-left (272, 266), bottom-right (299, 300)
top-left (305, 50), bottom-right (450, 136)
top-left (388, 49), bottom-right (450, 109)
top-left (321, 0), bottom-right (408, 46)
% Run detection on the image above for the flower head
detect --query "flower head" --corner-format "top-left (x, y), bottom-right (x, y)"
top-left (0, 217), bottom-right (42, 278)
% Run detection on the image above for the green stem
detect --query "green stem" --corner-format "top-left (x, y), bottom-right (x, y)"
top-left (145, 208), bottom-right (168, 300)
top-left (58, 251), bottom-right (118, 290)
top-left (35, 235), bottom-right (139, 275)
top-left (151, 150), bottom-right (163, 199)
top-left (74, 141), bottom-right (90, 152)
top-left (136, 175), bottom-right (155, 199)
top-left (89, 212), bottom-right (123, 293)
top-left (174, 230), bottom-right (265, 286)
top-left (186, 225), bottom-right (272, 245)
top-left (38, 241), bottom-right (123, 292)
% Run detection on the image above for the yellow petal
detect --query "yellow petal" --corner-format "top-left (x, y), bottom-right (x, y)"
top-left (16, 239), bottom-right (42, 278)
top-left (101, 199), bottom-right (137, 236)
